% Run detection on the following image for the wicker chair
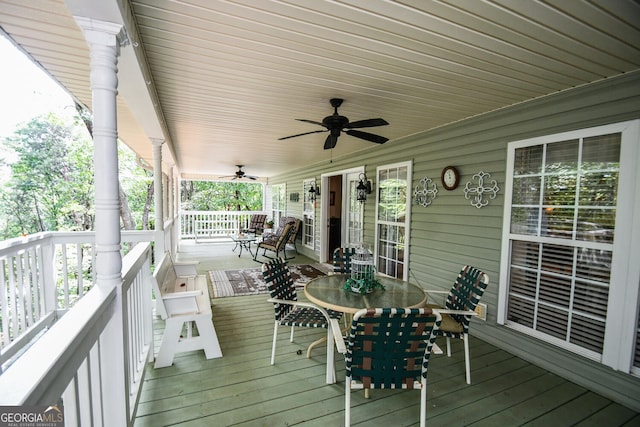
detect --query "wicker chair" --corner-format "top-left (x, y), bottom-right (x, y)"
top-left (332, 247), bottom-right (356, 274)
top-left (332, 307), bottom-right (442, 427)
top-left (262, 258), bottom-right (343, 384)
top-left (424, 265), bottom-right (489, 384)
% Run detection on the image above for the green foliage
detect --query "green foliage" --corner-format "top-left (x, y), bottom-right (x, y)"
top-left (343, 276), bottom-right (385, 294)
top-left (0, 112), bottom-right (261, 240)
top-left (0, 113), bottom-right (154, 239)
top-left (181, 180), bottom-right (263, 211)
top-left (118, 144), bottom-right (153, 229)
top-left (1, 113), bottom-right (94, 237)
top-left (378, 178), bottom-right (407, 222)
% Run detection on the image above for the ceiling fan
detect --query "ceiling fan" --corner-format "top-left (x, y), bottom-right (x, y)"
top-left (219, 165), bottom-right (258, 180)
top-left (279, 98), bottom-right (389, 149)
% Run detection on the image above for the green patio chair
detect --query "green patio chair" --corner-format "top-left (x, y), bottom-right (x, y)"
top-left (425, 265), bottom-right (489, 384)
top-left (332, 247), bottom-right (356, 274)
top-left (333, 307), bottom-right (442, 427)
top-left (262, 258), bottom-right (343, 384)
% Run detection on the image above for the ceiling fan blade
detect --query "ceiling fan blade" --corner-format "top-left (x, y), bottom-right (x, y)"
top-left (345, 129), bottom-right (389, 144)
top-left (278, 129), bottom-right (327, 140)
top-left (247, 176), bottom-right (257, 180)
top-left (296, 119), bottom-right (325, 127)
top-left (324, 134), bottom-right (338, 149)
top-left (346, 118), bottom-right (389, 128)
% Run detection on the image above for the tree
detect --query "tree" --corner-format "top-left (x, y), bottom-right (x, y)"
top-left (1, 113), bottom-right (94, 236)
top-left (75, 103), bottom-right (154, 231)
top-left (0, 112), bottom-right (154, 239)
top-left (181, 181), bottom-right (262, 211)
top-left (117, 144), bottom-right (154, 230)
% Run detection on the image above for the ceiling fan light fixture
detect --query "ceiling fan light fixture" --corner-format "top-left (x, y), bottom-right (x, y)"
top-left (219, 165), bottom-right (258, 181)
top-left (278, 99), bottom-right (389, 149)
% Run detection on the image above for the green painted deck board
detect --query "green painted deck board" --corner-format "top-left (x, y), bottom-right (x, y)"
top-left (134, 242), bottom-right (639, 426)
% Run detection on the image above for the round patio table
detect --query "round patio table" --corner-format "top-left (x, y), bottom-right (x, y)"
top-left (304, 274), bottom-right (427, 314)
top-left (304, 274), bottom-right (433, 391)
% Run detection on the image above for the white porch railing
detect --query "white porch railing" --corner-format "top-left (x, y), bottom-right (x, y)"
top-left (0, 230), bottom-right (153, 367)
top-left (0, 212), bottom-right (260, 423)
top-left (180, 210), bottom-right (267, 241)
top-left (0, 238), bottom-right (153, 426)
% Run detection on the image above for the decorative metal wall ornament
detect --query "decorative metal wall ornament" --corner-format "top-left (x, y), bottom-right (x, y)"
top-left (463, 171), bottom-right (500, 208)
top-left (413, 177), bottom-right (438, 207)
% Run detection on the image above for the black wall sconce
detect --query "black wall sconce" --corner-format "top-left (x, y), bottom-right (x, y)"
top-left (356, 173), bottom-right (372, 203)
top-left (309, 180), bottom-right (320, 203)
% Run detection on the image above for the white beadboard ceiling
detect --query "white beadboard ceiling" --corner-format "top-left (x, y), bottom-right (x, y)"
top-left (1, 0), bottom-right (639, 180)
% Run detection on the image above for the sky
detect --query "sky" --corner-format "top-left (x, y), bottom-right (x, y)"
top-left (0, 34), bottom-right (75, 139)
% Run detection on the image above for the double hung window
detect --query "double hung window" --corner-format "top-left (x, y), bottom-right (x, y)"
top-left (499, 120), bottom-right (640, 373)
top-left (375, 161), bottom-right (412, 280)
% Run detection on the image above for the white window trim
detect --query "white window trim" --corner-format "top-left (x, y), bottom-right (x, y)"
top-left (271, 183), bottom-right (286, 223)
top-left (374, 160), bottom-right (413, 281)
top-left (498, 119), bottom-right (640, 373)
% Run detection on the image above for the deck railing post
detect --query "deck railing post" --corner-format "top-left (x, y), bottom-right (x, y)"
top-left (40, 234), bottom-right (58, 313)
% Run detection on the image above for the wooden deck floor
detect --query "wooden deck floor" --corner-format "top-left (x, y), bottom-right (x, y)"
top-left (134, 243), bottom-right (640, 426)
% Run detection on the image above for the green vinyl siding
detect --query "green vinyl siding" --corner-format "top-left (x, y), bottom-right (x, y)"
top-left (269, 71), bottom-right (640, 411)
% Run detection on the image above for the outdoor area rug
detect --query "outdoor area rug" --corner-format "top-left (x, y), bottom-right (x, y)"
top-left (209, 263), bottom-right (330, 298)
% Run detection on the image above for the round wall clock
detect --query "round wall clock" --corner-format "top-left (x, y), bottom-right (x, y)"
top-left (441, 166), bottom-right (460, 190)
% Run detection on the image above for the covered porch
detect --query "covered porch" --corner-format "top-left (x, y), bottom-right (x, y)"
top-left (0, 227), bottom-right (639, 425)
top-left (1, 1), bottom-right (640, 425)
top-left (137, 242), bottom-right (640, 426)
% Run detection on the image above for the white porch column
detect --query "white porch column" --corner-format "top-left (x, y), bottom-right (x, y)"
top-left (151, 138), bottom-right (165, 261)
top-left (169, 166), bottom-right (177, 253)
top-left (74, 17), bottom-right (128, 426)
top-left (76, 18), bottom-right (124, 286)
top-left (172, 166), bottom-right (180, 254)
